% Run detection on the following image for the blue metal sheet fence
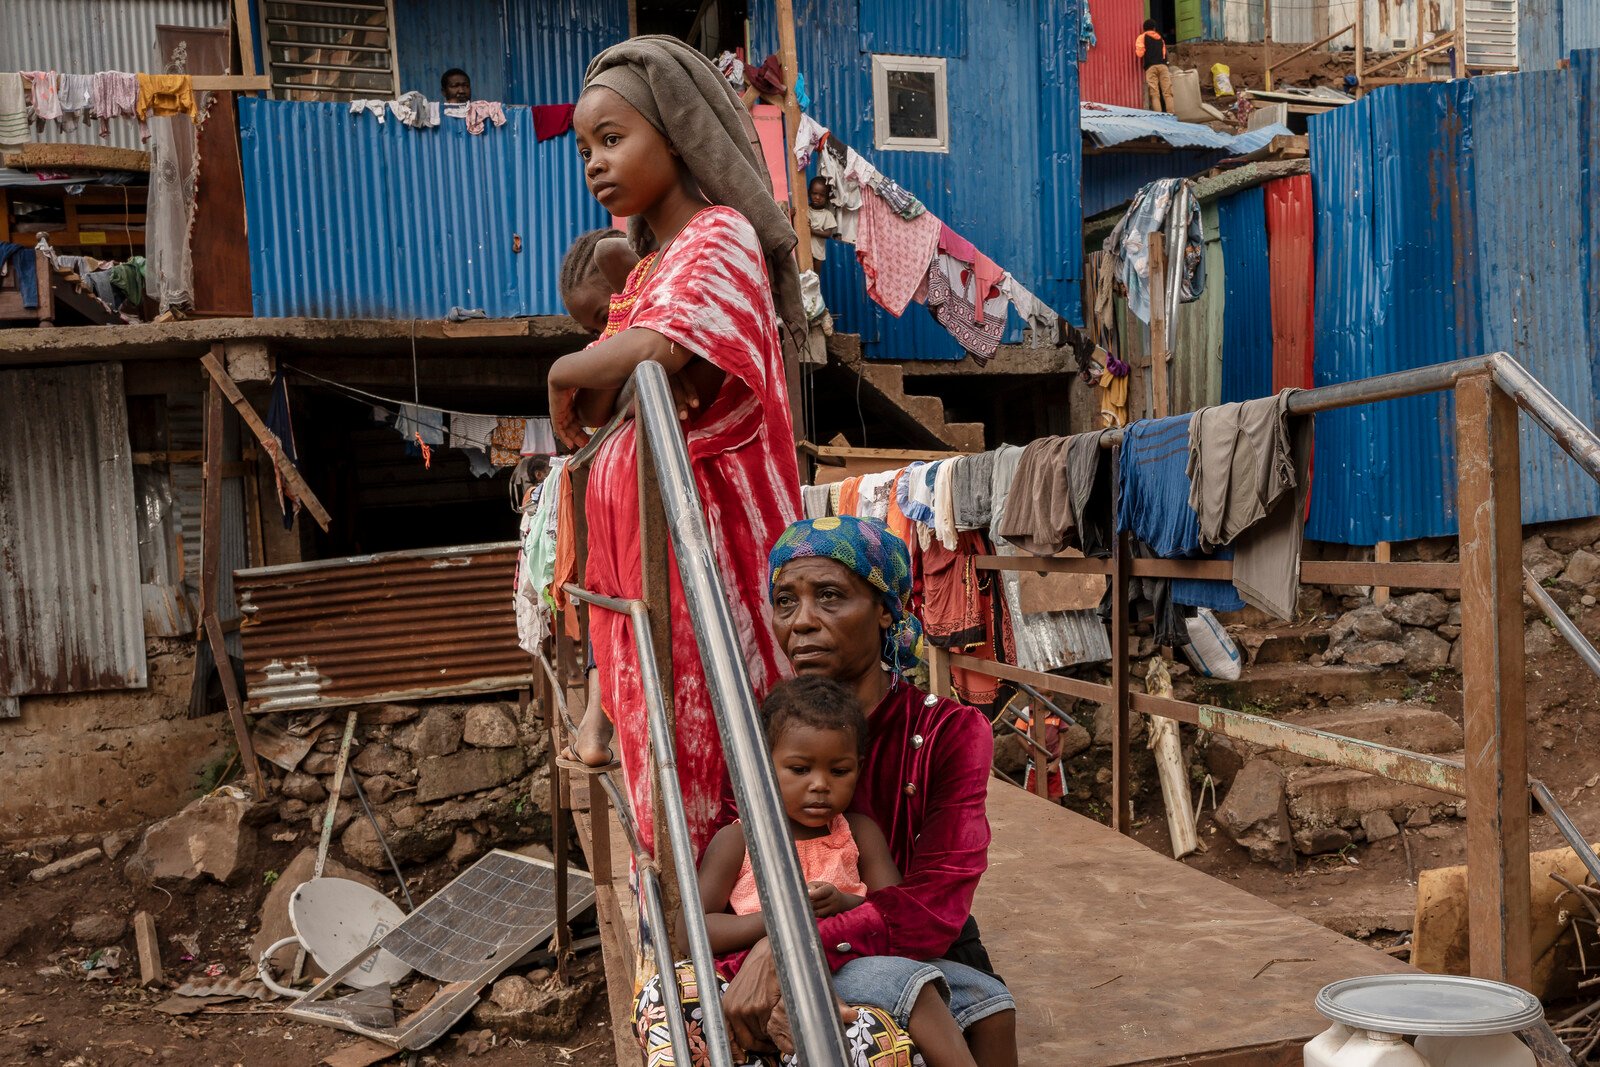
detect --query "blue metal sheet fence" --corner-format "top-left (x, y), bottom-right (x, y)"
top-left (1306, 59), bottom-right (1600, 543)
top-left (751, 0), bottom-right (1082, 360)
top-left (240, 98), bottom-right (610, 319)
top-left (1216, 187), bottom-right (1273, 404)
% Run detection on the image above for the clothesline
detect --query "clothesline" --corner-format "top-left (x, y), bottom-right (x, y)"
top-left (797, 120), bottom-right (1071, 364)
top-left (282, 363), bottom-right (537, 422)
top-left (0, 71), bottom-right (200, 144)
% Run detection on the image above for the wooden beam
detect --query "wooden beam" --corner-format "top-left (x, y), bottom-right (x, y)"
top-left (133, 911), bottom-right (164, 987)
top-left (775, 0), bottom-right (813, 275)
top-left (1109, 524), bottom-right (1133, 834)
top-left (192, 75), bottom-right (270, 91)
top-left (1454, 373), bottom-right (1532, 989)
top-left (200, 346), bottom-right (332, 532)
top-left (204, 377), bottom-right (266, 797)
top-left (232, 0), bottom-right (258, 79)
top-left (2, 144), bottom-right (149, 173)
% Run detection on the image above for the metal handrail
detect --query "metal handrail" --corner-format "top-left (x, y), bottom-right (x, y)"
top-left (556, 361), bottom-right (851, 1066)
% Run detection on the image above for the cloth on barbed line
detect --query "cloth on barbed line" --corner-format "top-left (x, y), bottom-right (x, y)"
top-left (0, 74), bottom-right (30, 145)
top-left (520, 417), bottom-right (557, 456)
top-left (91, 71), bottom-right (139, 138)
top-left (532, 102), bottom-right (574, 141)
top-left (992, 436), bottom-right (1076, 556)
top-left (933, 455), bottom-right (959, 551)
top-left (1186, 391), bottom-right (1310, 620)
top-left (490, 417), bottom-right (526, 466)
top-left (448, 412), bottom-right (496, 452)
top-left (793, 113), bottom-right (827, 167)
top-left (1102, 177), bottom-right (1204, 325)
top-left (856, 190), bottom-right (941, 317)
top-left (135, 74), bottom-right (197, 122)
top-left (801, 482), bottom-right (832, 519)
top-left (24, 72), bottom-right (61, 122)
top-left (952, 449), bottom-right (996, 531)
top-left (1116, 414), bottom-right (1245, 614)
top-left (395, 404), bottom-right (446, 447)
top-left (923, 258), bottom-right (1007, 366)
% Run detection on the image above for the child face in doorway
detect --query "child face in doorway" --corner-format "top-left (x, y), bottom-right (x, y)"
top-left (808, 177), bottom-right (830, 210)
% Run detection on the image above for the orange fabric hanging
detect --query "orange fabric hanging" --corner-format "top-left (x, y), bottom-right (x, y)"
top-left (552, 464), bottom-right (581, 642)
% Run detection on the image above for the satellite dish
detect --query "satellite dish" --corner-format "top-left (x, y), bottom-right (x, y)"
top-left (288, 877), bottom-right (412, 989)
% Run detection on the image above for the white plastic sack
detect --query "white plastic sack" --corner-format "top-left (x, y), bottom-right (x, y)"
top-left (1181, 608), bottom-right (1242, 680)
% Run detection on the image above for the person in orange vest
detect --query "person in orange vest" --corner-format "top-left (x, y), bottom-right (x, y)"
top-left (1136, 19), bottom-right (1174, 113)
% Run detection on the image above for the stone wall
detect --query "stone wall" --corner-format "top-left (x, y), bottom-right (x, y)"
top-left (267, 699), bottom-right (552, 872)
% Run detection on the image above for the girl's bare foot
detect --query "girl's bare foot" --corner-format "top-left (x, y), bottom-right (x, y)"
top-left (559, 674), bottom-right (617, 768)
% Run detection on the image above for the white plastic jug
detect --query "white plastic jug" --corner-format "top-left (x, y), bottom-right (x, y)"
top-left (1414, 1033), bottom-right (1536, 1067)
top-left (1335, 1031), bottom-right (1432, 1067)
top-left (1304, 1022), bottom-right (1355, 1067)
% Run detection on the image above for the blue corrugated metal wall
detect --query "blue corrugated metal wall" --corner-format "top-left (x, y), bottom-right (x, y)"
top-left (1082, 149), bottom-right (1223, 219)
top-left (1306, 59), bottom-right (1600, 544)
top-left (752, 0), bottom-right (1083, 361)
top-left (859, 0), bottom-right (967, 57)
top-left (1216, 186), bottom-right (1273, 404)
top-left (1520, 0), bottom-right (1600, 71)
top-left (240, 98), bottom-right (610, 318)
top-left (394, 0), bottom-right (626, 105)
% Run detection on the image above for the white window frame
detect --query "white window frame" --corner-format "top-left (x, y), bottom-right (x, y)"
top-left (870, 55), bottom-right (950, 153)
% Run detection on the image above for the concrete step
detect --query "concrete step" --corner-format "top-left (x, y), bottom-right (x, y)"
top-left (1236, 626), bottom-right (1330, 665)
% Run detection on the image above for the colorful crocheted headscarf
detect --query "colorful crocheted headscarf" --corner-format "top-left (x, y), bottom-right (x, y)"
top-left (767, 516), bottom-right (923, 675)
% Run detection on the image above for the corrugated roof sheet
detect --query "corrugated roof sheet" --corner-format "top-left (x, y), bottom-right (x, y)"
top-left (1307, 60), bottom-right (1600, 544)
top-left (1217, 186), bottom-right (1273, 404)
top-left (1265, 174), bottom-right (1315, 392)
top-left (235, 542), bottom-right (534, 712)
top-left (1080, 0), bottom-right (1144, 108)
top-left (0, 363), bottom-right (147, 699)
top-left (1082, 103), bottom-right (1291, 152)
top-left (1521, 0), bottom-right (1600, 70)
top-left (1082, 148), bottom-right (1223, 219)
top-left (0, 0), bottom-right (229, 151)
top-left (751, 0), bottom-right (1083, 359)
top-left (1171, 201), bottom-right (1224, 414)
top-left (239, 97), bottom-right (609, 318)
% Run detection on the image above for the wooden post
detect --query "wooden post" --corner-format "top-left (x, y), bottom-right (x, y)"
top-left (1373, 541), bottom-right (1392, 605)
top-left (1029, 702), bottom-right (1051, 799)
top-left (927, 642), bottom-right (952, 699)
top-left (532, 682), bottom-right (571, 979)
top-left (638, 422), bottom-right (682, 959)
top-left (231, 0), bottom-right (257, 78)
top-left (133, 911), bottom-right (163, 988)
top-left (202, 376), bottom-right (265, 798)
top-left (1355, 0), bottom-right (1366, 88)
top-left (1454, 374), bottom-right (1532, 990)
top-left (775, 0), bottom-right (814, 275)
top-left (1262, 0), bottom-right (1273, 88)
top-left (1455, 0), bottom-right (1467, 75)
top-left (1148, 234), bottom-right (1170, 420)
top-left (1109, 497), bottom-right (1133, 835)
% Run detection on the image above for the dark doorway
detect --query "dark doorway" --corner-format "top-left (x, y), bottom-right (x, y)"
top-left (634, 0), bottom-right (749, 56)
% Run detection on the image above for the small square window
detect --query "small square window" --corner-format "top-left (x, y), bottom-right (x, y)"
top-left (871, 55), bottom-right (949, 153)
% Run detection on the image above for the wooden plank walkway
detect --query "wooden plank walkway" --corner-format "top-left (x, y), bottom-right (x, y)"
top-left (975, 783), bottom-right (1413, 1065)
top-left (567, 770), bottom-right (1412, 1065)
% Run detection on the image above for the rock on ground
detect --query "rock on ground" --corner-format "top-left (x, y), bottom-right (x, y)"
top-left (1400, 628), bottom-right (1451, 672)
top-left (1361, 810), bottom-right (1400, 843)
top-left (1214, 759), bottom-right (1293, 869)
top-left (1383, 593), bottom-right (1449, 628)
top-left (339, 814), bottom-right (452, 870)
top-left (125, 792), bottom-right (256, 886)
top-left (463, 704), bottom-right (519, 749)
top-left (1523, 535), bottom-right (1565, 583)
top-left (1564, 549), bottom-right (1600, 587)
top-left (472, 973), bottom-right (599, 1040)
top-left (70, 912), bottom-right (128, 946)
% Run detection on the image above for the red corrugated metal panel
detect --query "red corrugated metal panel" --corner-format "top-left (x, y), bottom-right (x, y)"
top-left (235, 543), bottom-right (533, 713)
top-left (1081, 0), bottom-right (1144, 108)
top-left (1265, 175), bottom-right (1315, 392)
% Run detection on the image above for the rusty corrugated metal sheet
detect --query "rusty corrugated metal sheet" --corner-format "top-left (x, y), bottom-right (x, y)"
top-left (0, 363), bottom-right (147, 700)
top-left (1265, 174), bottom-right (1314, 392)
top-left (235, 542), bottom-right (533, 712)
top-left (1081, 0), bottom-right (1144, 108)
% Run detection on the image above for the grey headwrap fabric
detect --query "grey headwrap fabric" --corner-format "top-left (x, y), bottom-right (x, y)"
top-left (583, 35), bottom-right (808, 364)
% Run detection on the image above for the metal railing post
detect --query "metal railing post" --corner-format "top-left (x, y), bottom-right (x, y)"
top-left (632, 361), bottom-right (851, 1066)
top-left (638, 411), bottom-right (684, 959)
top-left (1455, 373), bottom-right (1533, 989)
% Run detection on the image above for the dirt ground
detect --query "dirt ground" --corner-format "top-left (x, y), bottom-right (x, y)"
top-left (6, 600), bottom-right (1600, 1066)
top-left (1171, 40), bottom-right (1360, 95)
top-left (0, 829), bottom-right (617, 1067)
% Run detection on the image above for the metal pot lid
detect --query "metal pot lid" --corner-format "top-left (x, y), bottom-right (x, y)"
top-left (1316, 975), bottom-right (1544, 1036)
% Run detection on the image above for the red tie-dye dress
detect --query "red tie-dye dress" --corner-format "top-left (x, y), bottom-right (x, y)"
top-left (583, 206), bottom-right (800, 862)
